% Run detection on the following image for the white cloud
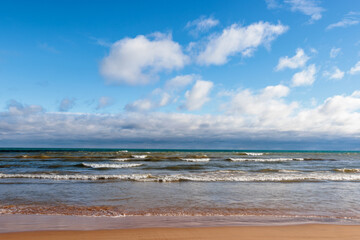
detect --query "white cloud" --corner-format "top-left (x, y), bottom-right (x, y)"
top-left (276, 48), bottom-right (309, 71)
top-left (158, 92), bottom-right (171, 107)
top-left (265, 0), bottom-right (282, 9)
top-left (100, 33), bottom-right (189, 85)
top-left (126, 75), bottom-right (197, 112)
top-left (229, 85), bottom-right (297, 127)
top-left (164, 74), bottom-right (195, 91)
top-left (330, 47), bottom-right (341, 58)
top-left (323, 67), bottom-right (344, 80)
top-left (183, 80), bottom-right (213, 110)
top-left (295, 91), bottom-right (360, 134)
top-left (125, 98), bottom-right (154, 112)
top-left (349, 61), bottom-right (360, 75)
top-left (59, 98), bottom-right (76, 112)
top-left (329, 68), bottom-right (345, 80)
top-left (96, 97), bottom-right (114, 110)
top-left (197, 21), bottom-right (288, 65)
top-left (4, 90), bottom-right (360, 149)
top-left (327, 12), bottom-right (360, 30)
top-left (6, 100), bottom-right (44, 115)
top-left (186, 16), bottom-right (219, 35)
top-left (292, 64), bottom-right (316, 86)
top-left (285, 0), bottom-right (324, 22)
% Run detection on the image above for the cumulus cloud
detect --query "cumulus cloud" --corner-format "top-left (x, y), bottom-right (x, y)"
top-left (126, 75), bottom-right (197, 112)
top-left (183, 80), bottom-right (213, 110)
top-left (294, 91), bottom-right (360, 135)
top-left (285, 0), bottom-right (324, 22)
top-left (58, 98), bottom-right (76, 112)
top-left (323, 67), bottom-right (344, 80)
top-left (197, 21), bottom-right (288, 65)
top-left (275, 48), bottom-right (309, 71)
top-left (330, 47), bottom-right (341, 58)
top-left (100, 33), bottom-right (189, 85)
top-left (96, 97), bottom-right (114, 110)
top-left (229, 85), bottom-right (297, 127)
top-left (186, 16), bottom-right (219, 36)
top-left (327, 12), bottom-right (360, 30)
top-left (292, 64), bottom-right (316, 86)
top-left (349, 61), bottom-right (360, 75)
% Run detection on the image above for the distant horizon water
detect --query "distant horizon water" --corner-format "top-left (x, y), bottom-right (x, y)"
top-left (2, 148), bottom-right (360, 153)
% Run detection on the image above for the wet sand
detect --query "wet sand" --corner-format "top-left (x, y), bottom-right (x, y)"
top-left (1, 225), bottom-right (360, 240)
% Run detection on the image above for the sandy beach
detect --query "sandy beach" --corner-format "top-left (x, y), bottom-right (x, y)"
top-left (1, 224), bottom-right (360, 240)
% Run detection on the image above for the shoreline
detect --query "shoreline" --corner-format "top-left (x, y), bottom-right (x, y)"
top-left (1, 214), bottom-right (359, 233)
top-left (1, 225), bottom-right (360, 240)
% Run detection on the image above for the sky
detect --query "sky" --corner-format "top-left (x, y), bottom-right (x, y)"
top-left (1, 0), bottom-right (360, 150)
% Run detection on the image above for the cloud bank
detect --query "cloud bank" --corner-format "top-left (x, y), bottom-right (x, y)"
top-left (3, 88), bottom-right (360, 149)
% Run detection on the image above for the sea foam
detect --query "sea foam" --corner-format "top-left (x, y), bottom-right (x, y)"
top-left (228, 158), bottom-right (304, 162)
top-left (82, 163), bottom-right (142, 169)
top-left (132, 155), bottom-right (147, 159)
top-left (245, 152), bottom-right (264, 156)
top-left (181, 158), bottom-right (210, 162)
top-left (2, 172), bottom-right (360, 182)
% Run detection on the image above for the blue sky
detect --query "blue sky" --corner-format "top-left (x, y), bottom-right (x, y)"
top-left (1, 0), bottom-right (360, 149)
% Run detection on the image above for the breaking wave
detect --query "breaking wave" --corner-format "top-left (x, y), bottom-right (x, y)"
top-left (112, 158), bottom-right (130, 161)
top-left (334, 168), bottom-right (360, 173)
top-left (2, 172), bottom-right (360, 182)
top-left (132, 155), bottom-right (147, 159)
top-left (245, 152), bottom-right (264, 156)
top-left (228, 158), bottom-right (304, 162)
top-left (181, 158), bottom-right (210, 162)
top-left (81, 163), bottom-right (143, 169)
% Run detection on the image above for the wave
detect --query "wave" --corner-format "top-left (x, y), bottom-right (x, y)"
top-left (257, 169), bottom-right (300, 173)
top-left (112, 158), bottom-right (130, 161)
top-left (131, 155), bottom-right (147, 159)
top-left (4, 204), bottom-right (359, 219)
top-left (0, 173), bottom-right (152, 181)
top-left (334, 168), bottom-right (360, 173)
top-left (245, 152), bottom-right (264, 156)
top-left (2, 172), bottom-right (360, 182)
top-left (142, 165), bottom-right (205, 171)
top-left (181, 158), bottom-right (210, 162)
top-left (81, 163), bottom-right (142, 169)
top-left (227, 158), bottom-right (304, 162)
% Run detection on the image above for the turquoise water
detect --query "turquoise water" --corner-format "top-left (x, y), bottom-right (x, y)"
top-left (0, 148), bottom-right (360, 222)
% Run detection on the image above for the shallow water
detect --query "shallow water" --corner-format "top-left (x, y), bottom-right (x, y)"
top-left (1, 148), bottom-right (360, 222)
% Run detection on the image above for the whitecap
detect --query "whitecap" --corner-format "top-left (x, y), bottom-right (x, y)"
top-left (334, 168), bottom-right (360, 173)
top-left (82, 163), bottom-right (142, 169)
top-left (228, 158), bottom-right (303, 162)
top-left (245, 152), bottom-right (263, 156)
top-left (132, 155), bottom-right (147, 159)
top-left (181, 158), bottom-right (210, 162)
top-left (112, 158), bottom-right (130, 161)
top-left (2, 172), bottom-right (360, 182)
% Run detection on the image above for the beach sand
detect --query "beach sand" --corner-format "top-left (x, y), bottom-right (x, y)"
top-left (1, 225), bottom-right (360, 240)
